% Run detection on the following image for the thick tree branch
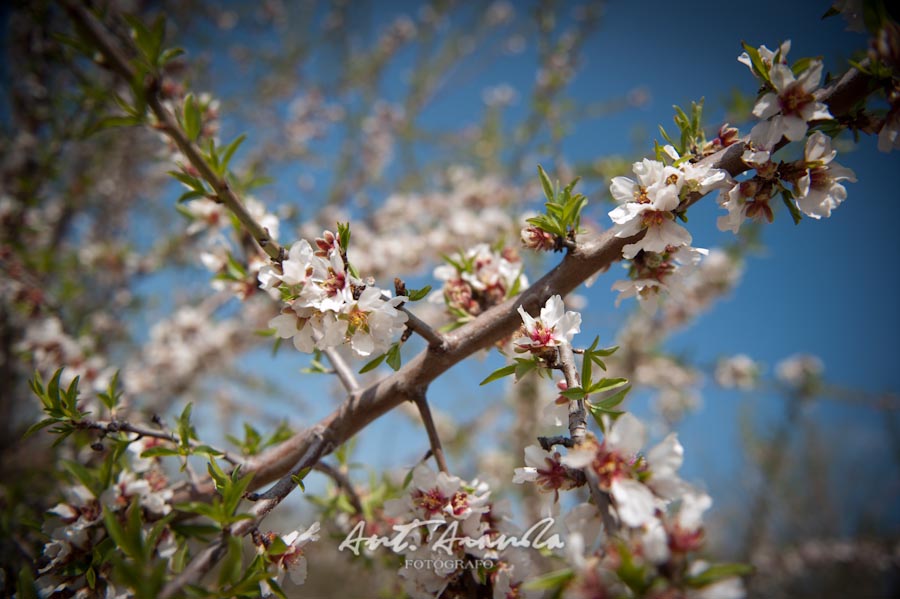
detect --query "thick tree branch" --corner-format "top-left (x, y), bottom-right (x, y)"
top-left (63, 4), bottom-right (882, 589)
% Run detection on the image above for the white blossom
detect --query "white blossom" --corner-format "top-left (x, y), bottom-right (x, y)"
top-left (515, 294), bottom-right (581, 352)
top-left (793, 132), bottom-right (856, 219)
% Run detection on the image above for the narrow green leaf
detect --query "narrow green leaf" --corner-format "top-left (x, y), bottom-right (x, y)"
top-left (686, 563), bottom-right (754, 587)
top-left (359, 352), bottom-right (386, 373)
top-left (479, 363), bottom-right (517, 386)
top-left (407, 285), bottom-right (432, 302)
top-left (781, 191), bottom-right (803, 225)
top-left (537, 164), bottom-right (555, 202)
top-left (588, 378), bottom-right (628, 394)
top-left (386, 343), bottom-right (402, 371)
top-left (140, 446), bottom-right (180, 458)
top-left (183, 93), bottom-right (201, 141)
top-left (220, 133), bottom-right (247, 173)
top-left (523, 568), bottom-right (575, 591)
top-left (591, 385), bottom-right (632, 411)
top-left (560, 387), bottom-right (587, 401)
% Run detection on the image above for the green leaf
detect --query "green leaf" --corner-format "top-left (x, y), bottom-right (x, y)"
top-left (183, 93), bottom-right (201, 142)
top-left (291, 467), bottom-right (312, 492)
top-left (407, 285), bottom-right (432, 302)
top-left (207, 458), bottom-right (228, 492)
top-left (337, 222), bottom-right (351, 252)
top-left (514, 357), bottom-right (538, 381)
top-left (97, 370), bottom-right (122, 412)
top-left (359, 352), bottom-right (386, 373)
top-left (741, 41), bottom-right (773, 87)
top-left (523, 568), bottom-right (575, 591)
top-left (158, 47), bottom-right (185, 66)
top-left (781, 190), bottom-right (803, 225)
top-left (219, 133), bottom-right (247, 173)
top-left (168, 170), bottom-right (205, 192)
top-left (591, 385), bottom-right (631, 411)
top-left (791, 56), bottom-right (814, 76)
top-left (588, 378), bottom-right (628, 394)
top-left (140, 446), bottom-right (180, 458)
top-left (48, 368), bottom-right (63, 411)
top-left (480, 363), bottom-right (517, 386)
top-left (177, 402), bottom-right (195, 448)
top-left (658, 124), bottom-right (675, 146)
top-left (686, 563), bottom-right (754, 587)
top-left (560, 387), bottom-right (587, 401)
top-left (23, 418), bottom-right (57, 438)
top-left (537, 164), bottom-right (555, 203)
top-left (194, 444), bottom-right (224, 457)
top-left (386, 343), bottom-right (402, 371)
top-left (581, 352), bottom-right (593, 390)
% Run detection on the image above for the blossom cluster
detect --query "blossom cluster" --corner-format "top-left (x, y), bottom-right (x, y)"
top-left (382, 464), bottom-right (538, 599)
top-left (514, 415), bottom-right (745, 598)
top-left (306, 167), bottom-right (523, 280)
top-left (605, 146), bottom-right (732, 309)
top-left (718, 42), bottom-right (856, 233)
top-left (34, 441), bottom-right (175, 597)
top-left (260, 231), bottom-right (409, 357)
top-left (432, 243), bottom-right (528, 321)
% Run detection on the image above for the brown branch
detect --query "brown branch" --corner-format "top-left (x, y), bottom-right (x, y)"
top-left (322, 346), bottom-right (359, 393)
top-left (159, 540), bottom-right (228, 599)
top-left (413, 394), bottom-right (449, 473)
top-left (557, 342), bottom-right (587, 447)
top-left (63, 2), bottom-right (882, 588)
top-left (75, 418), bottom-right (243, 466)
top-left (161, 432), bottom-right (329, 597)
top-left (401, 305), bottom-right (447, 349)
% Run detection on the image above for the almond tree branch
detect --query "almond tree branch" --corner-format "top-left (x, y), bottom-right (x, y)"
top-left (401, 305), bottom-right (447, 349)
top-left (557, 342), bottom-right (587, 447)
top-left (413, 394), bottom-right (449, 473)
top-left (74, 418), bottom-right (244, 466)
top-left (160, 432), bottom-right (329, 598)
top-left (62, 0), bottom-right (284, 264)
top-left (322, 346), bottom-right (360, 393)
top-left (63, 4), bottom-right (881, 590)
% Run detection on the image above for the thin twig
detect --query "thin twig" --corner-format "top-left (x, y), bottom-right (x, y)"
top-left (62, 0), bottom-right (284, 264)
top-left (314, 461), bottom-right (364, 514)
top-left (583, 468), bottom-right (619, 536)
top-left (401, 306), bottom-right (447, 349)
top-left (162, 433), bottom-right (329, 597)
top-left (159, 540), bottom-right (228, 599)
top-left (75, 419), bottom-right (243, 466)
top-left (413, 394), bottom-right (448, 473)
top-left (321, 346), bottom-right (359, 392)
top-left (537, 435), bottom-right (575, 451)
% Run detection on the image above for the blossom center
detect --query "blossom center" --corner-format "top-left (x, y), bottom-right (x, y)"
top-left (779, 83), bottom-right (814, 116)
top-left (413, 488), bottom-right (448, 517)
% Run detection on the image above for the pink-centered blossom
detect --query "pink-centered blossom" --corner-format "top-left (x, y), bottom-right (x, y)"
top-left (515, 294), bottom-right (581, 352)
top-left (749, 57), bottom-right (832, 145)
top-left (562, 413), bottom-right (689, 527)
top-left (793, 131), bottom-right (856, 219)
top-left (608, 158), bottom-right (692, 259)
